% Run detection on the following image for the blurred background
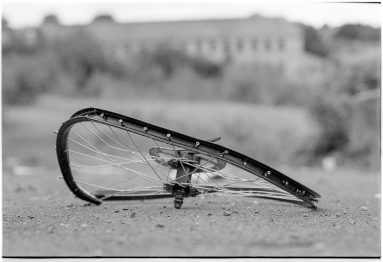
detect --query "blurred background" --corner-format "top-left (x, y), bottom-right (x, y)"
top-left (2, 1), bottom-right (381, 177)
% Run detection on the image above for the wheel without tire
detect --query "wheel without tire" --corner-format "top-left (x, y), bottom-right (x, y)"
top-left (56, 108), bottom-right (320, 209)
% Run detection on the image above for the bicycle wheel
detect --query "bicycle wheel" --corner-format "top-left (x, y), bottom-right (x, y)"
top-left (56, 108), bottom-right (320, 209)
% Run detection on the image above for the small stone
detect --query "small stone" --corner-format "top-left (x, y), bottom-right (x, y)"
top-left (223, 211), bottom-right (231, 216)
top-left (117, 237), bottom-right (125, 244)
top-left (47, 226), bottom-right (54, 233)
top-left (122, 208), bottom-right (129, 211)
top-left (130, 212), bottom-right (136, 218)
top-left (303, 214), bottom-right (308, 217)
top-left (313, 242), bottom-right (325, 251)
top-left (207, 213), bottom-right (212, 216)
top-left (156, 224), bottom-right (165, 228)
top-left (114, 210), bottom-right (120, 213)
top-left (350, 220), bottom-right (356, 225)
top-left (28, 216), bottom-right (35, 219)
top-left (335, 213), bottom-right (341, 217)
top-left (66, 204), bottom-right (74, 208)
top-left (95, 249), bottom-right (103, 256)
top-left (361, 206), bottom-right (368, 211)
top-left (106, 220), bottom-right (112, 223)
top-left (163, 206), bottom-right (167, 208)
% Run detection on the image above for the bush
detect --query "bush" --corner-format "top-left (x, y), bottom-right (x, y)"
top-left (308, 94), bottom-right (350, 156)
top-left (303, 25), bottom-right (329, 58)
top-left (2, 28), bottom-right (46, 55)
top-left (2, 54), bottom-right (56, 105)
top-left (54, 30), bottom-right (109, 88)
top-left (335, 24), bottom-right (380, 42)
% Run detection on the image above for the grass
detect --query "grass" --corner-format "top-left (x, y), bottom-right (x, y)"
top-left (2, 94), bottom-right (319, 169)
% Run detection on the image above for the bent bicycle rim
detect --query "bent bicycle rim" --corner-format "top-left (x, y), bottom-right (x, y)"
top-left (56, 108), bottom-right (320, 208)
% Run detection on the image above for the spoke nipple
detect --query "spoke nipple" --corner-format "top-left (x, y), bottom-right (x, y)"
top-left (243, 161), bottom-right (247, 166)
top-left (167, 133), bottom-right (171, 140)
top-left (143, 127), bottom-right (148, 132)
top-left (265, 171), bottom-right (271, 177)
top-left (100, 113), bottom-right (104, 118)
top-left (85, 114), bottom-right (88, 117)
top-left (195, 141), bottom-right (200, 148)
top-left (53, 130), bottom-right (58, 134)
top-left (220, 150), bottom-right (229, 157)
top-left (119, 119), bottom-right (124, 125)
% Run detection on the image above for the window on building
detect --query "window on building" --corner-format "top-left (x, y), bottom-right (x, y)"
top-left (195, 39), bottom-right (203, 54)
top-left (125, 43), bottom-right (131, 52)
top-left (209, 39), bottom-right (216, 51)
top-left (223, 40), bottom-right (230, 50)
top-left (265, 39), bottom-right (271, 52)
top-left (278, 38), bottom-right (285, 51)
top-left (251, 38), bottom-right (257, 51)
top-left (237, 39), bottom-right (244, 52)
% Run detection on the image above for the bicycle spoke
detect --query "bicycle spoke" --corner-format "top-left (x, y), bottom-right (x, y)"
top-left (57, 110), bottom-right (318, 208)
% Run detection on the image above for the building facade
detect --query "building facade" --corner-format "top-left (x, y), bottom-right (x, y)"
top-left (84, 15), bottom-right (305, 67)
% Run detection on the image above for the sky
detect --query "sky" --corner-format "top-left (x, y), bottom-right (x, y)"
top-left (2, 1), bottom-right (382, 29)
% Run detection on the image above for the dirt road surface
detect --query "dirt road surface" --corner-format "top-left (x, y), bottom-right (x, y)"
top-left (2, 167), bottom-right (380, 257)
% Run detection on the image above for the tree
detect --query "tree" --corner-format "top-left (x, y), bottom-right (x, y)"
top-left (92, 14), bottom-right (115, 23)
top-left (303, 25), bottom-right (329, 58)
top-left (2, 17), bottom-right (9, 29)
top-left (42, 14), bottom-right (60, 25)
top-left (335, 24), bottom-right (380, 42)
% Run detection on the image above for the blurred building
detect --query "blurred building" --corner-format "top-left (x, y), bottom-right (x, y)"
top-left (6, 14), bottom-right (324, 79)
top-left (40, 15), bottom-right (306, 68)
top-left (87, 15), bottom-right (304, 66)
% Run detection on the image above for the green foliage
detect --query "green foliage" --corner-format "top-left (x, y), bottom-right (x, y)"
top-left (303, 25), bottom-right (329, 58)
top-left (53, 30), bottom-right (129, 90)
top-left (92, 14), bottom-right (115, 23)
top-left (136, 46), bottom-right (223, 80)
top-left (54, 30), bottom-right (108, 88)
top-left (2, 28), bottom-right (46, 55)
top-left (308, 94), bottom-right (349, 156)
top-left (42, 14), bottom-right (60, 25)
top-left (335, 24), bottom-right (380, 42)
top-left (2, 54), bottom-right (56, 104)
